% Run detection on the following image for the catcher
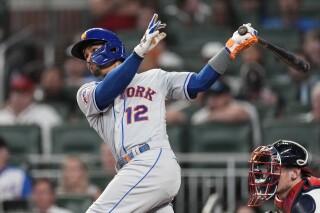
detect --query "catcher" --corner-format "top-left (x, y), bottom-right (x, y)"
top-left (248, 139), bottom-right (320, 213)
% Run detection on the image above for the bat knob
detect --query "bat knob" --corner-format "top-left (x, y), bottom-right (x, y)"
top-left (238, 26), bottom-right (248, 36)
top-left (303, 62), bottom-right (311, 72)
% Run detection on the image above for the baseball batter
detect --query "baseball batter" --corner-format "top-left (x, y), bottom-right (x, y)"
top-left (71, 14), bottom-right (258, 213)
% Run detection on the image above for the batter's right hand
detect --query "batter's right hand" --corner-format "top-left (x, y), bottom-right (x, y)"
top-left (226, 23), bottom-right (258, 60)
top-left (134, 14), bottom-right (166, 58)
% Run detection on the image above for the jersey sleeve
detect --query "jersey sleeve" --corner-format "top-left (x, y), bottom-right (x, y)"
top-left (158, 70), bottom-right (194, 100)
top-left (77, 82), bottom-right (110, 118)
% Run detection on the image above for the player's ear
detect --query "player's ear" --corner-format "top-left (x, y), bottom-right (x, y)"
top-left (290, 168), bottom-right (301, 180)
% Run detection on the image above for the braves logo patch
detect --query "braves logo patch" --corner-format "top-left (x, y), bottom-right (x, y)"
top-left (80, 86), bottom-right (92, 105)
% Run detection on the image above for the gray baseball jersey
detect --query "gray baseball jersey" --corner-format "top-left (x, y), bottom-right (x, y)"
top-left (77, 69), bottom-right (193, 212)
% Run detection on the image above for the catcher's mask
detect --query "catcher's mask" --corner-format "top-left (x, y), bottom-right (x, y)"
top-left (247, 140), bottom-right (309, 207)
top-left (248, 145), bottom-right (281, 206)
top-left (71, 28), bottom-right (126, 67)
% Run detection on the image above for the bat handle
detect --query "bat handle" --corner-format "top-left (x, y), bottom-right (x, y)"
top-left (238, 26), bottom-right (248, 36)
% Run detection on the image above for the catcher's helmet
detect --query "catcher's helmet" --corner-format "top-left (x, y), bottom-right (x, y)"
top-left (248, 140), bottom-right (309, 207)
top-left (272, 140), bottom-right (309, 168)
top-left (71, 28), bottom-right (126, 66)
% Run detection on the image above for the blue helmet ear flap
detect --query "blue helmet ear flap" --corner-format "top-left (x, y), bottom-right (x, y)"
top-left (90, 40), bottom-right (126, 66)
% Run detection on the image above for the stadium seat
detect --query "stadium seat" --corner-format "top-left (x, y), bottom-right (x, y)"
top-left (48, 102), bottom-right (71, 121)
top-left (51, 123), bottom-right (102, 154)
top-left (253, 103), bottom-right (277, 122)
top-left (0, 125), bottom-right (41, 155)
top-left (56, 194), bottom-right (93, 213)
top-left (189, 121), bottom-right (252, 153)
top-left (267, 80), bottom-right (298, 103)
top-left (286, 102), bottom-right (311, 117)
top-left (167, 124), bottom-right (188, 153)
top-left (2, 199), bottom-right (30, 213)
top-left (262, 119), bottom-right (320, 153)
top-left (64, 86), bottom-right (79, 102)
top-left (256, 28), bottom-right (301, 50)
top-left (172, 26), bottom-right (232, 47)
top-left (63, 86), bottom-right (81, 113)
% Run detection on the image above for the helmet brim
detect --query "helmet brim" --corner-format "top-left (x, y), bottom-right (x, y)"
top-left (71, 39), bottom-right (104, 60)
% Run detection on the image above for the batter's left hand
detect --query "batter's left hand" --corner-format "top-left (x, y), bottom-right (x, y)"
top-left (134, 14), bottom-right (166, 58)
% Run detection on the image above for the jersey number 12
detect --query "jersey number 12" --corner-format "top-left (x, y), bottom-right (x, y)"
top-left (125, 105), bottom-right (148, 124)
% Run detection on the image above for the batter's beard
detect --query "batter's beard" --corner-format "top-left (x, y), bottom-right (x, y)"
top-left (92, 68), bottom-right (102, 77)
top-left (89, 63), bottom-right (102, 77)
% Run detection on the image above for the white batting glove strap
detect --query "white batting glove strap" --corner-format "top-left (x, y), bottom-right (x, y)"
top-left (228, 23), bottom-right (257, 52)
top-left (134, 14), bottom-right (166, 58)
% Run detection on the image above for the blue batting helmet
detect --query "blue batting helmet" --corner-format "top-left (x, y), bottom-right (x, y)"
top-left (71, 28), bottom-right (126, 66)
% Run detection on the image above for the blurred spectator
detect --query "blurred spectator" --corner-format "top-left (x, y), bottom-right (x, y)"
top-left (31, 178), bottom-right (73, 213)
top-left (299, 82), bottom-right (320, 122)
top-left (57, 155), bottom-right (101, 200)
top-left (39, 66), bottom-right (67, 104)
top-left (88, 0), bottom-right (140, 32)
top-left (191, 79), bottom-right (261, 147)
top-left (5, 41), bottom-right (39, 99)
top-left (240, 45), bottom-right (264, 67)
top-left (0, 137), bottom-right (32, 201)
top-left (63, 56), bottom-right (91, 88)
top-left (0, 75), bottom-right (62, 155)
top-left (166, 102), bottom-right (188, 125)
top-left (6, 41), bottom-right (38, 78)
top-left (164, 0), bottom-right (211, 26)
top-left (302, 29), bottom-right (320, 69)
top-left (139, 39), bottom-right (184, 72)
top-left (262, 0), bottom-right (318, 32)
top-left (240, 0), bottom-right (262, 13)
top-left (201, 41), bottom-right (224, 62)
top-left (231, 45), bottom-right (265, 90)
top-left (191, 79), bottom-right (251, 123)
top-left (210, 0), bottom-right (238, 29)
top-left (237, 63), bottom-right (285, 118)
top-left (100, 143), bottom-right (116, 174)
top-left (239, 0), bottom-right (265, 26)
top-left (166, 92), bottom-right (205, 125)
top-left (279, 52), bottom-right (318, 106)
top-left (38, 66), bottom-right (73, 121)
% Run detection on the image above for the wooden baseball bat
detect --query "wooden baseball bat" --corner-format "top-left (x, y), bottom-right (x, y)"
top-left (238, 26), bottom-right (310, 73)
